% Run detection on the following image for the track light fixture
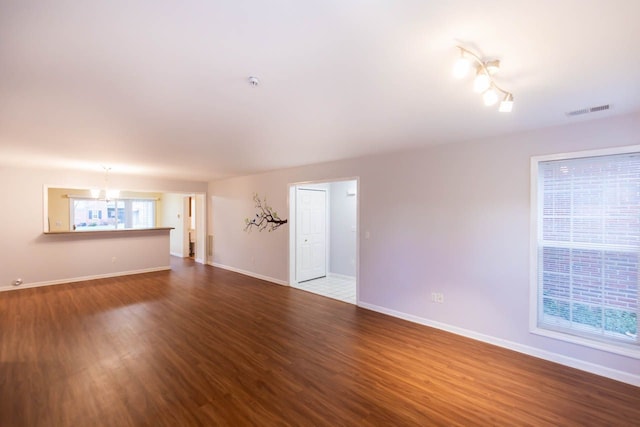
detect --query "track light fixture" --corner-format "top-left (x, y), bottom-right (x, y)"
top-left (453, 46), bottom-right (514, 112)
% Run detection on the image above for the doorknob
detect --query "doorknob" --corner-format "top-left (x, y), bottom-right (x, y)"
top-left (304, 239), bottom-right (308, 242)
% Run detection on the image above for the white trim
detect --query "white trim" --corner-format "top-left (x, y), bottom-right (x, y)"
top-left (530, 326), bottom-right (640, 359)
top-left (209, 262), bottom-right (288, 286)
top-left (328, 272), bottom-right (356, 281)
top-left (530, 145), bottom-right (640, 358)
top-left (0, 266), bottom-right (171, 293)
top-left (170, 251), bottom-right (184, 257)
top-left (529, 156), bottom-right (540, 334)
top-left (532, 144), bottom-right (640, 163)
top-left (358, 302), bottom-right (640, 387)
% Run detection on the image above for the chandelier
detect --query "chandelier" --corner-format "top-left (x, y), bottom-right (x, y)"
top-left (90, 166), bottom-right (120, 201)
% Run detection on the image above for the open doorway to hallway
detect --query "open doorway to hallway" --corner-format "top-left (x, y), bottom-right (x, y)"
top-left (288, 179), bottom-right (358, 304)
top-left (161, 192), bottom-right (207, 264)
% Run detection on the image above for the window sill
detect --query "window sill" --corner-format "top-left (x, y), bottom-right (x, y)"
top-left (531, 326), bottom-right (640, 359)
top-left (44, 227), bottom-right (174, 235)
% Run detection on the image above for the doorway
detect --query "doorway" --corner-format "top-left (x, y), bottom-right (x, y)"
top-left (163, 192), bottom-right (206, 264)
top-left (289, 179), bottom-right (358, 304)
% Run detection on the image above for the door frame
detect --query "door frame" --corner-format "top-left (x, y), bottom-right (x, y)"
top-left (168, 191), bottom-right (207, 264)
top-left (287, 177), bottom-right (360, 304)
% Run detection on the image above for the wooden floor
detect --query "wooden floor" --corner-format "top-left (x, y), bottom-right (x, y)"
top-left (1, 259), bottom-right (638, 426)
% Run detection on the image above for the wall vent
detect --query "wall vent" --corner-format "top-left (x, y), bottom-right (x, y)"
top-left (566, 104), bottom-right (610, 117)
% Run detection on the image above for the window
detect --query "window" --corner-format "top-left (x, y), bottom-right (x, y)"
top-left (531, 147), bottom-right (639, 357)
top-left (88, 210), bottom-right (102, 220)
top-left (71, 198), bottom-right (156, 231)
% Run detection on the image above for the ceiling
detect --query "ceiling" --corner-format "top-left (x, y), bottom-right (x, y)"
top-left (1, 0), bottom-right (639, 181)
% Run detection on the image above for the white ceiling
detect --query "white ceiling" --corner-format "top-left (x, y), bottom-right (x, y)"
top-left (1, 0), bottom-right (639, 181)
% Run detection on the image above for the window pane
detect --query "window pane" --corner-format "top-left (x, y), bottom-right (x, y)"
top-left (131, 200), bottom-right (155, 228)
top-left (537, 152), bottom-right (640, 346)
top-left (604, 309), bottom-right (637, 337)
top-left (543, 297), bottom-right (570, 321)
top-left (73, 200), bottom-right (116, 230)
top-left (572, 302), bottom-right (602, 330)
top-left (72, 198), bottom-right (155, 230)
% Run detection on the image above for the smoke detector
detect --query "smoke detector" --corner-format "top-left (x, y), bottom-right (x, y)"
top-left (248, 76), bottom-right (260, 87)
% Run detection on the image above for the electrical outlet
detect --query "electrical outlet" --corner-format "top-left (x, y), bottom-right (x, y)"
top-left (431, 292), bottom-right (444, 303)
top-left (112, 256), bottom-right (117, 263)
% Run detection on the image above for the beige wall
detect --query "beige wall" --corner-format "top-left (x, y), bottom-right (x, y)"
top-left (47, 187), bottom-right (74, 231)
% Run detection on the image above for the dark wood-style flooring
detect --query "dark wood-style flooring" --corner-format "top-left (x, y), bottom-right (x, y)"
top-left (1, 258), bottom-right (638, 426)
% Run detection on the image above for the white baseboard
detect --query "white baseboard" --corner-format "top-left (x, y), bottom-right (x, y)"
top-left (0, 266), bottom-right (171, 293)
top-left (208, 262), bottom-right (288, 286)
top-left (170, 251), bottom-right (184, 257)
top-left (358, 302), bottom-right (640, 387)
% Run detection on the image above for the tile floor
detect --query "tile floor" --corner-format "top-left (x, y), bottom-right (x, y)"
top-left (293, 275), bottom-right (356, 304)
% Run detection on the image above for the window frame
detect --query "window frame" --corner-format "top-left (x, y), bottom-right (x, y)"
top-left (69, 197), bottom-right (157, 231)
top-left (530, 145), bottom-right (640, 359)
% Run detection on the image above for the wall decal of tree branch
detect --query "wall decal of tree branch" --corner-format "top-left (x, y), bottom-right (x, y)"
top-left (244, 193), bottom-right (288, 232)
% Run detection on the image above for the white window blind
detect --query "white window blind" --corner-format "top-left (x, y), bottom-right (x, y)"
top-left (537, 152), bottom-right (639, 347)
top-left (71, 198), bottom-right (156, 231)
top-left (130, 200), bottom-right (155, 229)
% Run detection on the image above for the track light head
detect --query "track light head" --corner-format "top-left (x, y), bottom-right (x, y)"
top-left (473, 69), bottom-right (491, 93)
top-left (454, 45), bottom-right (513, 112)
top-left (453, 57), bottom-right (471, 79)
top-left (483, 87), bottom-right (499, 106)
top-left (485, 60), bottom-right (500, 75)
top-left (499, 93), bottom-right (514, 112)
top-left (453, 49), bottom-right (471, 79)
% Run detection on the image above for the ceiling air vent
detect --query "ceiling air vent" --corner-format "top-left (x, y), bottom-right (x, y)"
top-left (566, 104), bottom-right (610, 117)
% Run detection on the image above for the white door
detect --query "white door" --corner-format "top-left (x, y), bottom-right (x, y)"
top-left (296, 188), bottom-right (327, 283)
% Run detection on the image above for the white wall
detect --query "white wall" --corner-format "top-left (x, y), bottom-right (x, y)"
top-left (208, 112), bottom-right (640, 385)
top-left (329, 180), bottom-right (357, 277)
top-left (162, 193), bottom-right (187, 257)
top-left (0, 166), bottom-right (207, 290)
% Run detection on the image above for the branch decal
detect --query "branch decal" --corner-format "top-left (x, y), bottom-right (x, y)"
top-left (244, 193), bottom-right (288, 232)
